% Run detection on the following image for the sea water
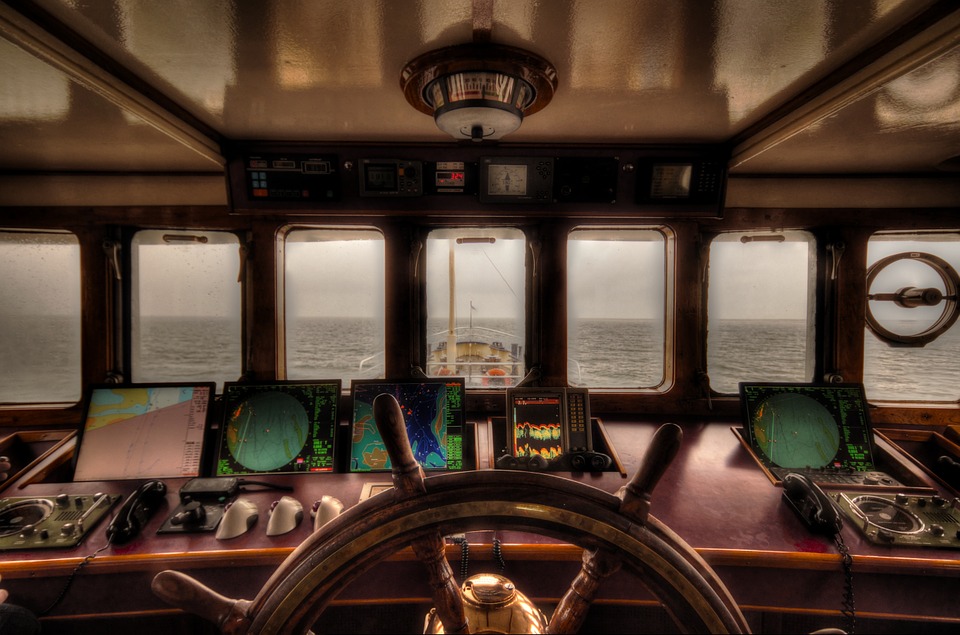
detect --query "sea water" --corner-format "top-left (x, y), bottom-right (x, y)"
top-left (2, 315), bottom-right (958, 403)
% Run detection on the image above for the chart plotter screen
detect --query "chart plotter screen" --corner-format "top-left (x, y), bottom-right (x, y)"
top-left (72, 383), bottom-right (214, 481)
top-left (215, 380), bottom-right (340, 476)
top-left (349, 378), bottom-right (465, 472)
top-left (739, 382), bottom-right (878, 472)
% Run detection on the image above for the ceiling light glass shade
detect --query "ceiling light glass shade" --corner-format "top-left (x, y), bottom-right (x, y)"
top-left (401, 44), bottom-right (558, 142)
top-left (426, 71), bottom-right (535, 140)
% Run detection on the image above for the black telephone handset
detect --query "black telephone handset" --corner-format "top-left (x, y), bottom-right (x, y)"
top-left (782, 472), bottom-right (843, 536)
top-left (106, 480), bottom-right (167, 545)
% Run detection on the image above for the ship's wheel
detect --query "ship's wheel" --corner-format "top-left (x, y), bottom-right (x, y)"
top-left (152, 395), bottom-right (749, 634)
top-left (865, 251), bottom-right (960, 346)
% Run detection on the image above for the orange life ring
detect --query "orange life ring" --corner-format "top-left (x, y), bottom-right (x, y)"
top-left (483, 367), bottom-right (508, 387)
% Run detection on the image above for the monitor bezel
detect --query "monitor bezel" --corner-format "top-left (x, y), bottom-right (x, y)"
top-left (215, 379), bottom-right (342, 477)
top-left (71, 381), bottom-right (216, 482)
top-left (347, 377), bottom-right (466, 473)
top-left (505, 387), bottom-right (569, 460)
top-left (738, 381), bottom-right (878, 472)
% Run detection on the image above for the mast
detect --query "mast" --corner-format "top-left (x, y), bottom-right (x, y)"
top-left (446, 239), bottom-right (457, 372)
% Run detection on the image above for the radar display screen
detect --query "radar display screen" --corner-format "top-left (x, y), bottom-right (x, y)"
top-left (216, 380), bottom-right (340, 476)
top-left (72, 383), bottom-right (214, 481)
top-left (349, 378), bottom-right (465, 472)
top-left (509, 391), bottom-right (564, 461)
top-left (739, 382), bottom-right (877, 472)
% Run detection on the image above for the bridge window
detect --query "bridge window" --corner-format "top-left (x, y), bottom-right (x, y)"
top-left (567, 228), bottom-right (669, 388)
top-left (283, 228), bottom-right (385, 384)
top-left (707, 231), bottom-right (816, 393)
top-left (0, 231), bottom-right (80, 404)
top-left (132, 230), bottom-right (241, 389)
top-left (864, 232), bottom-right (960, 402)
top-left (425, 228), bottom-right (525, 389)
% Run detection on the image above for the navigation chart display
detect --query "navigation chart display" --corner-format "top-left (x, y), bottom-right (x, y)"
top-left (349, 379), bottom-right (465, 472)
top-left (72, 383), bottom-right (214, 481)
top-left (739, 382), bottom-right (878, 472)
top-left (216, 381), bottom-right (340, 476)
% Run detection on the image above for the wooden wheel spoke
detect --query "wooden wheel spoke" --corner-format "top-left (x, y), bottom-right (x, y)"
top-left (374, 393), bottom-right (469, 633)
top-left (151, 570), bottom-right (252, 634)
top-left (548, 423), bottom-right (683, 634)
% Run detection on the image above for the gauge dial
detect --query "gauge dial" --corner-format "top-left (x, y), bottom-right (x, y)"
top-left (487, 164), bottom-right (528, 196)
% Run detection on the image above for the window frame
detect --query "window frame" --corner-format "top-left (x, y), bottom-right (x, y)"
top-left (566, 225), bottom-right (675, 392)
top-left (278, 224), bottom-right (387, 385)
top-left (0, 228), bottom-right (83, 406)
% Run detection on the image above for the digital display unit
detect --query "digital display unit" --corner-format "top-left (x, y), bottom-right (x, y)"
top-left (478, 156), bottom-right (554, 203)
top-left (242, 153), bottom-right (339, 202)
top-left (72, 383), bottom-right (214, 481)
top-left (649, 163), bottom-right (693, 198)
top-left (739, 382), bottom-right (880, 476)
top-left (500, 387), bottom-right (611, 472)
top-left (359, 159), bottom-right (422, 196)
top-left (633, 156), bottom-right (726, 216)
top-left (349, 378), bottom-right (465, 472)
top-left (215, 380), bottom-right (340, 476)
top-left (487, 163), bottom-right (528, 196)
top-left (510, 391), bottom-right (565, 461)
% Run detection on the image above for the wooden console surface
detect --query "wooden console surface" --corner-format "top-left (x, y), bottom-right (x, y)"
top-left (0, 419), bottom-right (957, 629)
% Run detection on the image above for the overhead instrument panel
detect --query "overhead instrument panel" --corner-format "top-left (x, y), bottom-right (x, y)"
top-left (635, 157), bottom-right (726, 213)
top-left (433, 161), bottom-right (469, 193)
top-left (553, 157), bottom-right (620, 203)
top-left (236, 153), bottom-right (340, 204)
top-left (359, 159), bottom-right (422, 197)
top-left (225, 143), bottom-right (727, 215)
top-left (478, 156), bottom-right (554, 203)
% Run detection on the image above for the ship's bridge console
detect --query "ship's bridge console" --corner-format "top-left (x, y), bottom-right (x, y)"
top-left (0, 381), bottom-right (958, 633)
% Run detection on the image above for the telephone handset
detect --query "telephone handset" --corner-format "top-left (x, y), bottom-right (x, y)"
top-left (106, 480), bottom-right (167, 544)
top-left (782, 472), bottom-right (843, 536)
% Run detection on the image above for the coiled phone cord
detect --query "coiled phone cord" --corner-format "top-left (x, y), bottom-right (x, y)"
top-left (834, 532), bottom-right (855, 635)
top-left (37, 542), bottom-right (110, 616)
top-left (452, 535), bottom-right (506, 584)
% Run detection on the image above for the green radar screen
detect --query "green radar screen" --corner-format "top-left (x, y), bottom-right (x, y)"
top-left (740, 383), bottom-right (878, 473)
top-left (216, 381), bottom-right (341, 476)
top-left (750, 393), bottom-right (840, 469)
top-left (226, 391), bottom-right (309, 472)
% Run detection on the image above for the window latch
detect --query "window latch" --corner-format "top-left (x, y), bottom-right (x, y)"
top-left (103, 240), bottom-right (121, 280)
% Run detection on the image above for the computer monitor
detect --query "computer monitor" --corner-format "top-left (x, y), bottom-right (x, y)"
top-left (72, 382), bottom-right (215, 481)
top-left (739, 382), bottom-right (880, 474)
top-left (215, 380), bottom-right (340, 476)
top-left (348, 378), bottom-right (465, 472)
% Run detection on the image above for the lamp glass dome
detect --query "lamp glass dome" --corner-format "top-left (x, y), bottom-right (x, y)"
top-left (425, 71), bottom-right (535, 141)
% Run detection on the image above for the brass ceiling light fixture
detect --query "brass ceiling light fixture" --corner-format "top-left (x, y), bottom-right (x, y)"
top-left (400, 43), bottom-right (558, 142)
